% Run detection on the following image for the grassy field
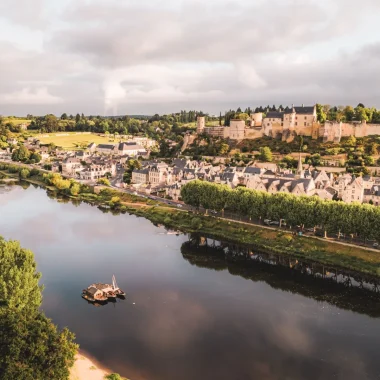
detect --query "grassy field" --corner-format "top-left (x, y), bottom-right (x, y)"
top-left (38, 133), bottom-right (119, 150)
top-left (3, 118), bottom-right (32, 126)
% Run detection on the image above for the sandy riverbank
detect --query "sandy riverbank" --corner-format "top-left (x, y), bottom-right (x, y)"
top-left (70, 352), bottom-right (110, 380)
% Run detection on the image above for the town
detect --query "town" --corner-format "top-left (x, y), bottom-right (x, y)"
top-left (1, 105), bottom-right (380, 208)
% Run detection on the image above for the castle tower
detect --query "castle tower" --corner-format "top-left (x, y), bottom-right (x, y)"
top-left (196, 116), bottom-right (205, 134)
top-left (250, 112), bottom-right (263, 127)
top-left (297, 152), bottom-right (304, 177)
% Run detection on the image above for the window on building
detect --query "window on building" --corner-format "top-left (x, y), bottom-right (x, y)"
top-left (304, 122), bottom-right (306, 126)
top-left (295, 122), bottom-right (298, 126)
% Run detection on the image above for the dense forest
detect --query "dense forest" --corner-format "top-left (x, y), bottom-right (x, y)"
top-left (0, 237), bottom-right (77, 379)
top-left (181, 180), bottom-right (380, 241)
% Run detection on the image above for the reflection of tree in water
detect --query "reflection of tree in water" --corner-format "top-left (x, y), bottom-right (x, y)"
top-left (19, 181), bottom-right (30, 190)
top-left (181, 234), bottom-right (380, 318)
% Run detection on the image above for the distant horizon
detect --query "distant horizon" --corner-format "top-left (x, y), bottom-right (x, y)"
top-left (1, 102), bottom-right (377, 119)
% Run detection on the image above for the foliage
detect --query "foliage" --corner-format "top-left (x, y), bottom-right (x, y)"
top-left (97, 178), bottom-right (111, 186)
top-left (0, 237), bottom-right (78, 379)
top-left (123, 159), bottom-right (142, 184)
top-left (191, 217), bottom-right (202, 230)
top-left (105, 374), bottom-right (126, 380)
top-left (30, 152), bottom-right (42, 163)
top-left (19, 168), bottom-right (30, 179)
top-left (259, 147), bottom-right (273, 162)
top-left (316, 104), bottom-right (327, 123)
top-left (70, 183), bottom-right (81, 196)
top-left (12, 145), bottom-right (31, 162)
top-left (181, 180), bottom-right (380, 241)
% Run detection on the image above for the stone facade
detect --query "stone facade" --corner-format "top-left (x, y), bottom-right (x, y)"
top-left (196, 117), bottom-right (205, 133)
top-left (198, 107), bottom-right (380, 143)
top-left (229, 120), bottom-right (246, 140)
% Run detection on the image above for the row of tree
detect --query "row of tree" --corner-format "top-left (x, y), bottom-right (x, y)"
top-left (180, 181), bottom-right (380, 241)
top-left (316, 103), bottom-right (380, 124)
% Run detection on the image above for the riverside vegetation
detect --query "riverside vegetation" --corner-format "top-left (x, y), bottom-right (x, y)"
top-left (0, 237), bottom-right (78, 379)
top-left (1, 162), bottom-right (380, 277)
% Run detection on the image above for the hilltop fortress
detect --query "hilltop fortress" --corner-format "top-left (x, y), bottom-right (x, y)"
top-left (197, 105), bottom-right (380, 142)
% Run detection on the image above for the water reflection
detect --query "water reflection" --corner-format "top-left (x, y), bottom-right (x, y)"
top-left (182, 234), bottom-right (380, 318)
top-left (1, 185), bottom-right (380, 380)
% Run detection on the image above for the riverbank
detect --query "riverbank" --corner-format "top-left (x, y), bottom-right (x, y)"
top-left (70, 353), bottom-right (109, 380)
top-left (1, 162), bottom-right (380, 277)
top-left (120, 203), bottom-right (380, 277)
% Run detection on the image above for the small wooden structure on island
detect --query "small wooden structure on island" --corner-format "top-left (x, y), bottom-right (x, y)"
top-left (82, 275), bottom-right (126, 304)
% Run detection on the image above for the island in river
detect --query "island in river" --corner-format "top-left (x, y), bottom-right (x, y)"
top-left (1, 183), bottom-right (380, 380)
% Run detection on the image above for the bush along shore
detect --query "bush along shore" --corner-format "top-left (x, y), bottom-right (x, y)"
top-left (1, 162), bottom-right (380, 277)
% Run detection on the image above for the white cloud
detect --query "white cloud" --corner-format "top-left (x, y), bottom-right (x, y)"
top-left (0, 0), bottom-right (380, 114)
top-left (0, 87), bottom-right (63, 105)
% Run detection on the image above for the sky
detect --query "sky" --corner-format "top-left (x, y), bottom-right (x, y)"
top-left (1, 0), bottom-right (380, 116)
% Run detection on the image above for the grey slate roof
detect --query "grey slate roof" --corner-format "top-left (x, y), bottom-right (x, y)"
top-left (293, 106), bottom-right (315, 114)
top-left (98, 144), bottom-right (115, 150)
top-left (266, 111), bottom-right (284, 119)
top-left (244, 167), bottom-right (262, 175)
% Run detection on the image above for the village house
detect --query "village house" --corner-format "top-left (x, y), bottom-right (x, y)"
top-left (131, 168), bottom-right (149, 184)
top-left (96, 144), bottom-right (116, 155)
top-left (118, 142), bottom-right (147, 157)
top-left (364, 185), bottom-right (380, 206)
top-left (61, 157), bottom-right (83, 176)
top-left (79, 161), bottom-right (116, 181)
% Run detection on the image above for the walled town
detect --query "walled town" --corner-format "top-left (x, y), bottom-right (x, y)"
top-left (1, 105), bottom-right (380, 208)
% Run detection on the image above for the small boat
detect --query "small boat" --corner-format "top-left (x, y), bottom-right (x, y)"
top-left (112, 275), bottom-right (126, 297)
top-left (82, 276), bottom-right (126, 304)
top-left (82, 286), bottom-right (108, 303)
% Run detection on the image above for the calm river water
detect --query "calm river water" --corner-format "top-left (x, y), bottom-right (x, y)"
top-left (1, 184), bottom-right (380, 380)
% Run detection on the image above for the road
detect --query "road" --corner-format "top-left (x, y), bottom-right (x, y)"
top-left (2, 159), bottom-right (379, 252)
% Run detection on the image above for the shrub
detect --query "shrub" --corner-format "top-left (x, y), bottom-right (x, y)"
top-left (191, 217), bottom-right (202, 230)
top-left (98, 178), bottom-right (111, 186)
top-left (19, 168), bottom-right (30, 179)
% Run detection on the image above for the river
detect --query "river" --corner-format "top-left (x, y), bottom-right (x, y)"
top-left (1, 183), bottom-right (380, 380)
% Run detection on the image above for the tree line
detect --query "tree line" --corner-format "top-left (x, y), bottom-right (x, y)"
top-left (180, 180), bottom-right (380, 241)
top-left (316, 103), bottom-right (380, 124)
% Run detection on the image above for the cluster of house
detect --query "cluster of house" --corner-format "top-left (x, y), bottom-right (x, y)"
top-left (197, 105), bottom-right (380, 143)
top-left (62, 154), bottom-right (117, 181)
top-left (130, 158), bottom-right (380, 206)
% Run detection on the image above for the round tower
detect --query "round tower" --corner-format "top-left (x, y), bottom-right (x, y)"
top-left (251, 112), bottom-right (263, 127)
top-left (196, 116), bottom-right (205, 133)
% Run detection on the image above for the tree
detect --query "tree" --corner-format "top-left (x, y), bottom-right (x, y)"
top-left (30, 152), bottom-right (42, 163)
top-left (0, 237), bottom-right (78, 378)
top-left (259, 147), bottom-right (273, 162)
top-left (70, 183), bottom-right (81, 196)
top-left (316, 104), bottom-right (327, 123)
top-left (236, 113), bottom-right (249, 121)
top-left (97, 178), bottom-right (110, 186)
top-left (343, 106), bottom-right (355, 122)
top-left (345, 135), bottom-right (357, 147)
top-left (75, 114), bottom-right (81, 123)
top-left (12, 145), bottom-right (31, 162)
top-left (60, 113), bottom-right (68, 120)
top-left (19, 168), bottom-right (30, 179)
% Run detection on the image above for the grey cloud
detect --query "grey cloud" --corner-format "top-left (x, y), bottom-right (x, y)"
top-left (0, 0), bottom-right (47, 29)
top-left (0, 0), bottom-right (380, 115)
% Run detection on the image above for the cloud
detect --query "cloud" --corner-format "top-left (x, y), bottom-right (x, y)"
top-left (0, 0), bottom-right (380, 115)
top-left (0, 87), bottom-right (63, 105)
